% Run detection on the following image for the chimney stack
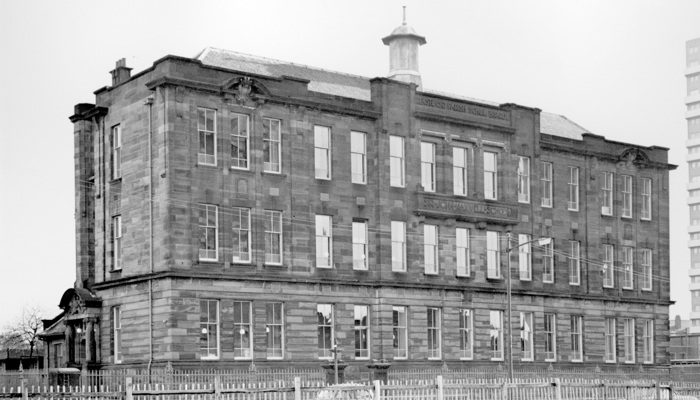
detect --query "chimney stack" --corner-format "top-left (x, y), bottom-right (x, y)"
top-left (110, 58), bottom-right (132, 86)
top-left (382, 8), bottom-right (426, 89)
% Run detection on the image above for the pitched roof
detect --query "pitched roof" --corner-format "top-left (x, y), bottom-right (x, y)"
top-left (540, 112), bottom-right (589, 140)
top-left (196, 48), bottom-right (590, 140)
top-left (197, 48), bottom-right (372, 101)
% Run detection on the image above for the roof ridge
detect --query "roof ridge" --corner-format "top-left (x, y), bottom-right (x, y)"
top-left (200, 47), bottom-right (372, 81)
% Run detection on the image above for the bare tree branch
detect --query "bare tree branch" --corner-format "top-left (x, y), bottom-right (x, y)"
top-left (1, 305), bottom-right (46, 359)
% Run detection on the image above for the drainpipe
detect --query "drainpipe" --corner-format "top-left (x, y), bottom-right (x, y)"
top-left (144, 96), bottom-right (154, 375)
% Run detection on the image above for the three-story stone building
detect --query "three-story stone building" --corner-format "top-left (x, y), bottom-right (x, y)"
top-left (41, 21), bottom-right (676, 374)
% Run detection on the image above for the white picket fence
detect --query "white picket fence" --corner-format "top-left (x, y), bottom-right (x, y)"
top-left (2, 376), bottom-right (700, 400)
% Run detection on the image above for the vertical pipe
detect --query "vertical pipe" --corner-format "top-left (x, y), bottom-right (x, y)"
top-left (506, 232), bottom-right (513, 382)
top-left (144, 97), bottom-right (154, 376)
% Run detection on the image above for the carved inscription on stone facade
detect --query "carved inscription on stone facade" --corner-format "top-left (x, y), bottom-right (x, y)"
top-left (415, 193), bottom-right (518, 224)
top-left (415, 95), bottom-right (510, 123)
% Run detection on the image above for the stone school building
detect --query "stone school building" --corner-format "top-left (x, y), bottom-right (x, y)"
top-left (40, 20), bottom-right (676, 374)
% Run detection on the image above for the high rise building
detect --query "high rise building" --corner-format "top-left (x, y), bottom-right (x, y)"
top-left (686, 37), bottom-right (700, 336)
top-left (40, 20), bottom-right (676, 374)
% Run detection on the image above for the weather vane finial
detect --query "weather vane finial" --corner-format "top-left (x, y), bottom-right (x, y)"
top-left (402, 6), bottom-right (406, 24)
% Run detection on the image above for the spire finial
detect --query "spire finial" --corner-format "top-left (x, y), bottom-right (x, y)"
top-left (402, 6), bottom-right (406, 25)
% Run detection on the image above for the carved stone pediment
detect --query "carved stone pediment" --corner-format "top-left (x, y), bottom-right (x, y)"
top-left (221, 77), bottom-right (269, 109)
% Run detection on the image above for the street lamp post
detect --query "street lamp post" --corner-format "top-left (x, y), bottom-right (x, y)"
top-left (505, 233), bottom-right (551, 382)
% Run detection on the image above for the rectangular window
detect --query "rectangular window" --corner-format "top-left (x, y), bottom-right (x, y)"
top-left (233, 301), bottom-right (252, 359)
top-left (231, 207), bottom-right (251, 263)
top-left (544, 313), bottom-right (556, 362)
top-left (517, 156), bottom-right (530, 203)
top-left (200, 300), bottom-right (219, 360)
top-left (605, 317), bottom-right (616, 363)
top-left (568, 167), bottom-right (579, 211)
top-left (623, 318), bottom-right (635, 363)
top-left (427, 307), bottom-right (441, 359)
top-left (541, 162), bottom-right (553, 207)
top-left (198, 204), bottom-right (218, 261)
top-left (112, 125), bottom-right (122, 179)
top-left (351, 131), bottom-right (367, 184)
top-left (391, 221), bottom-right (406, 272)
top-left (518, 234), bottom-right (531, 281)
top-left (459, 309), bottom-right (473, 359)
top-left (570, 316), bottom-right (583, 362)
top-left (392, 306), bottom-right (408, 359)
top-left (603, 244), bottom-right (615, 288)
top-left (198, 108), bottom-right (216, 165)
top-left (424, 224), bottom-right (438, 274)
top-left (622, 175), bottom-right (633, 218)
top-left (543, 239), bottom-right (554, 283)
top-left (453, 147), bottom-right (468, 196)
top-left (490, 310), bottom-right (504, 360)
top-left (641, 178), bottom-right (652, 220)
top-left (421, 142), bottom-right (436, 192)
top-left (456, 228), bottom-right (470, 276)
top-left (487, 231), bottom-right (501, 278)
top-left (602, 172), bottom-right (613, 215)
top-left (263, 118), bottom-right (281, 173)
top-left (569, 241), bottom-right (580, 285)
top-left (113, 306), bottom-right (122, 364)
top-left (266, 302), bottom-right (284, 359)
top-left (623, 246), bottom-right (634, 289)
top-left (390, 136), bottom-right (405, 187)
top-left (354, 305), bottom-right (369, 359)
top-left (113, 216), bottom-right (122, 271)
top-left (52, 343), bottom-right (64, 368)
top-left (643, 320), bottom-right (654, 363)
top-left (352, 221), bottom-right (368, 270)
top-left (314, 125), bottom-right (331, 179)
top-left (231, 114), bottom-right (249, 169)
top-left (641, 249), bottom-right (652, 291)
top-left (317, 304), bottom-right (334, 359)
top-left (520, 312), bottom-right (534, 361)
top-left (315, 215), bottom-right (333, 268)
top-left (484, 152), bottom-right (498, 200)
top-left (264, 210), bottom-right (282, 265)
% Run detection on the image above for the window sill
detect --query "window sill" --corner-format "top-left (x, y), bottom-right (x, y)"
top-left (460, 357), bottom-right (473, 361)
top-left (200, 357), bottom-right (220, 361)
top-left (232, 261), bottom-right (253, 265)
top-left (601, 213), bottom-right (614, 218)
top-left (264, 262), bottom-right (285, 268)
top-left (641, 288), bottom-right (652, 292)
top-left (109, 269), bottom-right (122, 274)
top-left (351, 181), bottom-right (367, 186)
top-left (110, 178), bottom-right (122, 184)
top-left (569, 282), bottom-right (581, 286)
top-left (622, 287), bottom-right (634, 291)
top-left (197, 163), bottom-right (218, 168)
top-left (621, 215), bottom-right (633, 220)
top-left (486, 276), bottom-right (503, 281)
top-left (568, 209), bottom-right (579, 212)
top-left (518, 200), bottom-right (530, 204)
top-left (544, 359), bottom-right (556, 363)
top-left (603, 286), bottom-right (615, 290)
top-left (267, 357), bottom-right (284, 361)
top-left (641, 218), bottom-right (652, 222)
top-left (491, 358), bottom-right (504, 362)
top-left (543, 280), bottom-right (554, 284)
top-left (262, 171), bottom-right (285, 177)
top-left (392, 270), bottom-right (407, 273)
top-left (456, 274), bottom-right (472, 279)
top-left (424, 272), bottom-right (438, 276)
top-left (428, 357), bottom-right (442, 361)
top-left (353, 268), bottom-right (369, 272)
top-left (541, 204), bottom-right (553, 208)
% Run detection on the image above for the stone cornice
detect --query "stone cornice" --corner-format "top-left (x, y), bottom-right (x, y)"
top-left (91, 271), bottom-right (673, 307)
top-left (145, 76), bottom-right (381, 120)
top-left (541, 138), bottom-right (677, 171)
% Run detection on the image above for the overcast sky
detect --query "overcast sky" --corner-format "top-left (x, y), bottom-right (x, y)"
top-left (0, 0), bottom-right (698, 327)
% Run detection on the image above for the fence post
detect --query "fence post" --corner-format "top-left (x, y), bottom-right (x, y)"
top-left (554, 378), bottom-right (562, 400)
top-left (374, 379), bottom-right (381, 400)
top-left (669, 383), bottom-right (674, 400)
top-left (654, 381), bottom-right (660, 400)
top-left (21, 378), bottom-right (28, 400)
top-left (501, 380), bottom-right (508, 400)
top-left (437, 376), bottom-right (443, 400)
top-left (294, 377), bottom-right (301, 400)
top-left (214, 375), bottom-right (221, 400)
top-left (125, 377), bottom-right (133, 400)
